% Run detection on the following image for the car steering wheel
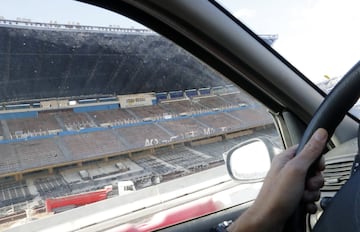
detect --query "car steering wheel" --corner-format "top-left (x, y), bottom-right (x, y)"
top-left (284, 61), bottom-right (360, 232)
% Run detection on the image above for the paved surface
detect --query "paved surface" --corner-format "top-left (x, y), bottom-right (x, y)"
top-left (6, 165), bottom-right (262, 232)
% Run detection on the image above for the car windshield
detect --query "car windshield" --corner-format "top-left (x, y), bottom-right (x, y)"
top-left (218, 0), bottom-right (360, 119)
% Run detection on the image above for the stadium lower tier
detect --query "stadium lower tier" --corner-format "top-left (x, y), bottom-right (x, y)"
top-left (0, 126), bottom-right (279, 218)
top-left (0, 95), bottom-right (272, 178)
top-left (0, 94), bottom-right (276, 220)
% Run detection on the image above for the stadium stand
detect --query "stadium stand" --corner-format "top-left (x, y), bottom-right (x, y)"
top-left (34, 175), bottom-right (71, 198)
top-left (156, 92), bottom-right (168, 102)
top-left (6, 112), bottom-right (61, 139)
top-left (132, 155), bottom-right (179, 176)
top-left (159, 118), bottom-right (207, 139)
top-left (87, 108), bottom-right (134, 127)
top-left (191, 138), bottom-right (241, 161)
top-left (160, 99), bottom-right (205, 115)
top-left (73, 103), bottom-right (119, 113)
top-left (0, 111), bottom-right (38, 120)
top-left (0, 94), bottom-right (272, 179)
top-left (212, 86), bottom-right (226, 95)
top-left (0, 145), bottom-right (22, 174)
top-left (127, 105), bottom-right (168, 120)
top-left (196, 113), bottom-right (242, 133)
top-left (56, 110), bottom-right (97, 131)
top-left (194, 95), bottom-right (231, 110)
top-left (0, 24), bottom-right (228, 103)
top-left (219, 92), bottom-right (253, 105)
top-left (168, 90), bottom-right (184, 99)
top-left (198, 87), bottom-right (211, 96)
top-left (227, 108), bottom-right (273, 129)
top-left (115, 124), bottom-right (172, 149)
top-left (185, 89), bottom-right (198, 98)
top-left (61, 131), bottom-right (126, 160)
top-left (224, 85), bottom-right (240, 93)
top-left (12, 139), bottom-right (66, 170)
top-left (0, 180), bottom-right (33, 207)
top-left (0, 123), bottom-right (4, 140)
top-left (156, 146), bottom-right (210, 172)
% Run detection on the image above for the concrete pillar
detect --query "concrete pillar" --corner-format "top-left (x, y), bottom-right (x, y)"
top-left (15, 173), bottom-right (23, 181)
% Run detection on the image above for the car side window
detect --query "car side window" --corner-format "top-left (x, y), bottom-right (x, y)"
top-left (0, 2), bottom-right (282, 229)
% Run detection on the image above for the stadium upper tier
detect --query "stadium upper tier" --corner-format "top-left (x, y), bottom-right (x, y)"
top-left (0, 20), bottom-right (228, 102)
top-left (0, 19), bottom-right (277, 103)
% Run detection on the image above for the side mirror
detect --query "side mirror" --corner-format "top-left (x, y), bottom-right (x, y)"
top-left (224, 138), bottom-right (275, 181)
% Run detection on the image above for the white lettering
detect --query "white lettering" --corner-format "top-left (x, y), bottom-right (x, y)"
top-left (203, 128), bottom-right (215, 135)
top-left (169, 136), bottom-right (178, 142)
top-left (144, 138), bottom-right (159, 146)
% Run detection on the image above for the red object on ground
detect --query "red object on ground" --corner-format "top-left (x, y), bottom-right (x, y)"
top-left (45, 185), bottom-right (113, 212)
top-left (107, 197), bottom-right (221, 232)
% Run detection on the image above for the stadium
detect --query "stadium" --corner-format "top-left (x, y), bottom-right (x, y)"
top-left (0, 18), bottom-right (278, 225)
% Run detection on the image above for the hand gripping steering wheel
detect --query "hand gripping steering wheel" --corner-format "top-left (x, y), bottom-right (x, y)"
top-left (285, 61), bottom-right (360, 232)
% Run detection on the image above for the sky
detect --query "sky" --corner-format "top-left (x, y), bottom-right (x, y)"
top-left (1, 0), bottom-right (360, 84)
top-left (218, 0), bottom-right (360, 83)
top-left (0, 0), bottom-right (144, 28)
